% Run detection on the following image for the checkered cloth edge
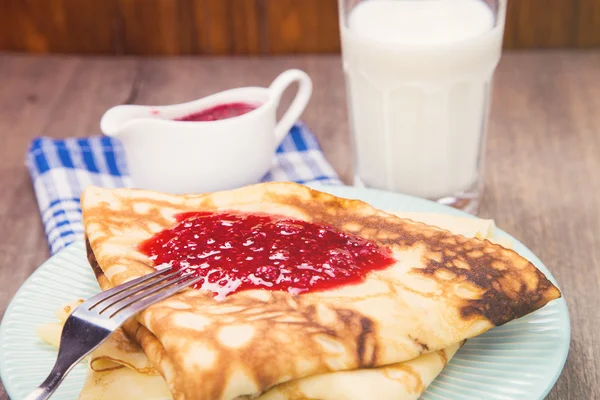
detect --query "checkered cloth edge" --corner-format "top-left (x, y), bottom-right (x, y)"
top-left (26, 123), bottom-right (342, 254)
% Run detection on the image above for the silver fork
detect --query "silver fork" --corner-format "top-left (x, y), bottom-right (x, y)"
top-left (24, 265), bottom-right (202, 400)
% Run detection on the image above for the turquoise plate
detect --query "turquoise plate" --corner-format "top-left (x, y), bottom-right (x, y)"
top-left (0, 185), bottom-right (570, 400)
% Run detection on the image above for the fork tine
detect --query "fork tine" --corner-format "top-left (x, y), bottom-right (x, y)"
top-left (96, 269), bottom-right (183, 314)
top-left (102, 272), bottom-right (201, 319)
top-left (110, 275), bottom-right (204, 323)
top-left (85, 264), bottom-right (173, 310)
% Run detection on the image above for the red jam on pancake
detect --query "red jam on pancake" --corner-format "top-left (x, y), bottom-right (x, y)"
top-left (138, 212), bottom-right (395, 299)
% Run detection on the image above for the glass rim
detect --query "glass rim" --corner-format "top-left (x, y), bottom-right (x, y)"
top-left (338, 0), bottom-right (507, 51)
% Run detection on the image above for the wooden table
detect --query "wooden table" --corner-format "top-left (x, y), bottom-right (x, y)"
top-left (0, 51), bottom-right (599, 399)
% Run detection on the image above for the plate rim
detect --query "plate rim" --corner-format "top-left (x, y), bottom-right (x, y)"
top-left (0, 184), bottom-right (571, 400)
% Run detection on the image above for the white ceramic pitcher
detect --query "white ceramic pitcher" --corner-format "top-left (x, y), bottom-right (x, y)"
top-left (100, 69), bottom-right (312, 194)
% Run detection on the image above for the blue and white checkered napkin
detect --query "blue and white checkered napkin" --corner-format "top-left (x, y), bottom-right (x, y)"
top-left (26, 123), bottom-right (342, 254)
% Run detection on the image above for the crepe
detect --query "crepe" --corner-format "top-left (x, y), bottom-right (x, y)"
top-left (38, 296), bottom-right (460, 400)
top-left (81, 182), bottom-right (561, 400)
top-left (38, 212), bottom-right (484, 400)
top-left (38, 206), bottom-right (543, 399)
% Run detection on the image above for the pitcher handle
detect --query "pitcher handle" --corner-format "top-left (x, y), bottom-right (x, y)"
top-left (269, 69), bottom-right (313, 145)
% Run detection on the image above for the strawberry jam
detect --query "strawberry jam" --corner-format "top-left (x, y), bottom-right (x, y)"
top-left (138, 212), bottom-right (395, 300)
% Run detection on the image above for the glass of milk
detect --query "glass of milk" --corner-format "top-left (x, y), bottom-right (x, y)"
top-left (339, 0), bottom-right (506, 214)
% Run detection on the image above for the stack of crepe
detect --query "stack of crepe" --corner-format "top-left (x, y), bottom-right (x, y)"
top-left (38, 182), bottom-right (560, 400)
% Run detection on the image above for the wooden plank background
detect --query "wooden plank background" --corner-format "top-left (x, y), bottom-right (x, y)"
top-left (1, 0), bottom-right (599, 55)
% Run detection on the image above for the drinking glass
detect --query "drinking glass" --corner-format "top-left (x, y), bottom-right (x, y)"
top-left (339, 0), bottom-right (507, 214)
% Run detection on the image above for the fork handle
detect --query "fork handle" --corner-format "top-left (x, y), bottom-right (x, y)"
top-left (24, 343), bottom-right (87, 400)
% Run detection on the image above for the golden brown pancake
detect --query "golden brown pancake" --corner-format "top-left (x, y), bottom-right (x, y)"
top-left (38, 212), bottom-right (480, 400)
top-left (34, 212), bottom-right (486, 399)
top-left (81, 182), bottom-right (561, 400)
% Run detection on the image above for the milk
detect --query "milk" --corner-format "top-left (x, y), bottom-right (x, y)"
top-left (341, 0), bottom-right (505, 200)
